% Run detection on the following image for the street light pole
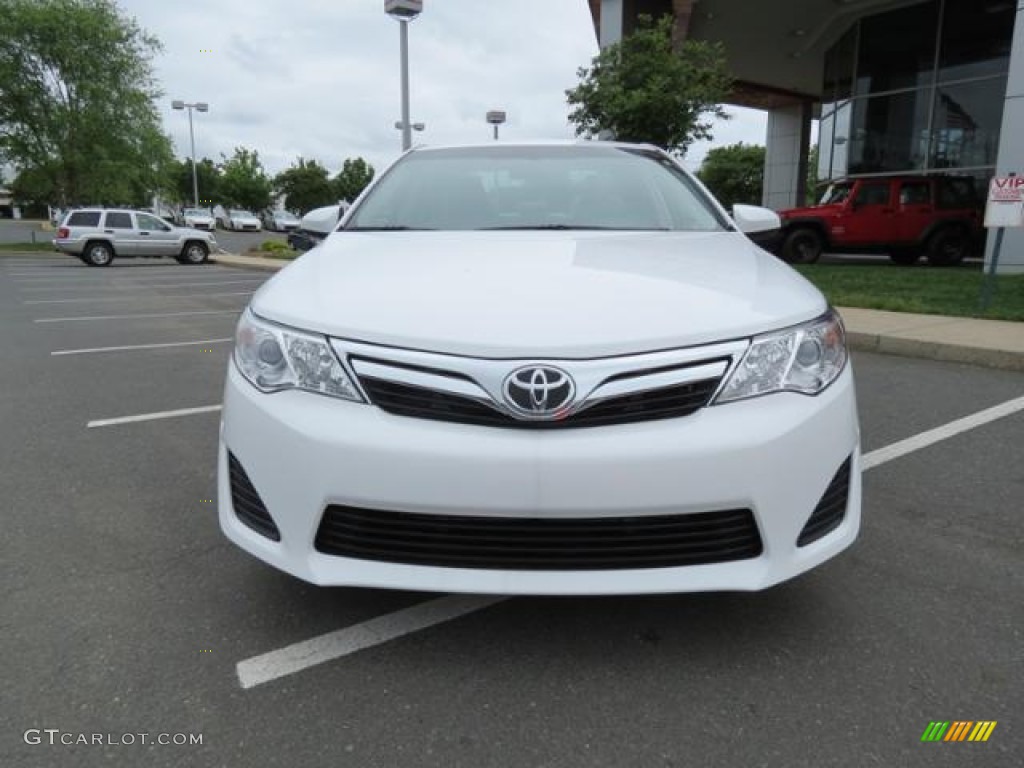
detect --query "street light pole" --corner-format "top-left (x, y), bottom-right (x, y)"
top-left (187, 108), bottom-right (198, 207)
top-left (399, 18), bottom-right (411, 152)
top-left (172, 100), bottom-right (209, 208)
top-left (385, 1), bottom-right (422, 152)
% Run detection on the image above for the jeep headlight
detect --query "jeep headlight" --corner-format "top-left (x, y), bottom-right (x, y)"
top-left (716, 310), bottom-right (847, 403)
top-left (233, 310), bottom-right (363, 401)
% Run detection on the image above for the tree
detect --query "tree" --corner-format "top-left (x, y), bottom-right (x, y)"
top-left (697, 143), bottom-right (766, 210)
top-left (332, 157), bottom-right (375, 203)
top-left (806, 144), bottom-right (820, 205)
top-left (0, 0), bottom-right (174, 205)
top-left (566, 14), bottom-right (732, 155)
top-left (172, 157), bottom-right (222, 207)
top-left (219, 147), bottom-right (272, 211)
top-left (274, 158), bottom-right (334, 214)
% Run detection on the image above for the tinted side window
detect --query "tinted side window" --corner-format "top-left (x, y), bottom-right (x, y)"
top-left (67, 211), bottom-right (101, 227)
top-left (137, 213), bottom-right (169, 230)
top-left (104, 212), bottom-right (133, 229)
top-left (937, 179), bottom-right (975, 210)
top-left (899, 182), bottom-right (931, 205)
top-left (853, 183), bottom-right (891, 207)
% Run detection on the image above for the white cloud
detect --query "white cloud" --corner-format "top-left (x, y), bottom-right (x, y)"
top-left (118, 0), bottom-right (771, 177)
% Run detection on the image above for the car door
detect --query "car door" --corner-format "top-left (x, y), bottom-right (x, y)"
top-left (841, 180), bottom-right (897, 246)
top-left (102, 211), bottom-right (137, 256)
top-left (893, 180), bottom-right (934, 245)
top-left (135, 212), bottom-right (180, 256)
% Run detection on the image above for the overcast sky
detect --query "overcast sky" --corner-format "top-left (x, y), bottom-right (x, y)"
top-left (117, 0), bottom-right (768, 178)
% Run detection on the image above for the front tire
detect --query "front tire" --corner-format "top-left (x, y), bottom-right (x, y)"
top-left (925, 227), bottom-right (969, 267)
top-left (83, 241), bottom-right (113, 267)
top-left (781, 228), bottom-right (824, 264)
top-left (180, 241), bottom-right (209, 265)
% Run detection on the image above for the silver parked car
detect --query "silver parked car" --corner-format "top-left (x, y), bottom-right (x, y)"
top-left (261, 208), bottom-right (300, 232)
top-left (53, 208), bottom-right (218, 266)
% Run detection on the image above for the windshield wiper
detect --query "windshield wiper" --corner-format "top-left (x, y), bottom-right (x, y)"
top-left (346, 226), bottom-right (435, 231)
top-left (478, 224), bottom-right (669, 231)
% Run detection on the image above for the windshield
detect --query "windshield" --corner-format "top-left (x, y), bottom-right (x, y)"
top-left (184, 208), bottom-right (210, 216)
top-left (230, 209), bottom-right (253, 217)
top-left (278, 211), bottom-right (298, 220)
top-left (346, 145), bottom-right (729, 232)
top-left (819, 183), bottom-right (853, 206)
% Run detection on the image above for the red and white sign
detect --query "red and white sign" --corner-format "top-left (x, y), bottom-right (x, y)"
top-left (985, 176), bottom-right (1024, 228)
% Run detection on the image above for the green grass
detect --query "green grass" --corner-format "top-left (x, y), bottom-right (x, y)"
top-left (794, 263), bottom-right (1024, 321)
top-left (0, 242), bottom-right (56, 252)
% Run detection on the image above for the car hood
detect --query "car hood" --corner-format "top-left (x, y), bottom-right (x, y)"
top-left (781, 203), bottom-right (844, 218)
top-left (251, 231), bottom-right (827, 358)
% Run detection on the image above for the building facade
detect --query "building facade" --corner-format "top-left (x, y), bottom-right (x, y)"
top-left (590, 0), bottom-right (1024, 273)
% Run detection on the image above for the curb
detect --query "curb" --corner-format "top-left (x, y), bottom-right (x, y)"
top-left (211, 252), bottom-right (288, 272)
top-left (846, 332), bottom-right (1024, 372)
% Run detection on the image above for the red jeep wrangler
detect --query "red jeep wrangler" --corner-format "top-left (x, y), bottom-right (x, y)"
top-left (776, 175), bottom-right (983, 266)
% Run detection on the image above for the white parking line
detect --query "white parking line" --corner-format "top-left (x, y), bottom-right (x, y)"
top-left (236, 596), bottom-right (506, 690)
top-left (11, 269), bottom-right (241, 281)
top-left (861, 395), bottom-right (1024, 470)
top-left (20, 279), bottom-right (265, 292)
top-left (35, 309), bottom-right (242, 323)
top-left (25, 290), bottom-right (255, 304)
top-left (52, 338), bottom-right (233, 356)
top-left (86, 405), bottom-right (223, 428)
top-left (231, 393), bottom-right (1024, 688)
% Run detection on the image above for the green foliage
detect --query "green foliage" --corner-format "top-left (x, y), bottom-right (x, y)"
top-left (0, 0), bottom-right (174, 205)
top-left (274, 157), bottom-right (334, 214)
top-left (332, 157), bottom-right (375, 203)
top-left (697, 143), bottom-right (766, 210)
top-left (806, 144), bottom-right (820, 205)
top-left (257, 239), bottom-right (291, 253)
top-left (566, 14), bottom-right (732, 155)
top-left (219, 147), bottom-right (272, 211)
top-left (795, 264), bottom-right (1024, 322)
top-left (172, 157), bottom-right (221, 206)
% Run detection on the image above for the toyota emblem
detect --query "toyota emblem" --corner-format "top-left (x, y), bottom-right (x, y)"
top-left (502, 365), bottom-right (576, 419)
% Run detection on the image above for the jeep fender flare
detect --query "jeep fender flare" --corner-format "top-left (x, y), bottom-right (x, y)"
top-left (781, 218), bottom-right (833, 249)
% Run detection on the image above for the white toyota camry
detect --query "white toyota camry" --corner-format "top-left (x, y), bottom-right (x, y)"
top-left (219, 142), bottom-right (860, 595)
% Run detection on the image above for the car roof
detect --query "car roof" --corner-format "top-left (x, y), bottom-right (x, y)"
top-left (406, 140), bottom-right (664, 154)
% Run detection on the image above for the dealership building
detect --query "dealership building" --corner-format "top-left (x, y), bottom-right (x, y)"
top-left (589, 0), bottom-right (1024, 272)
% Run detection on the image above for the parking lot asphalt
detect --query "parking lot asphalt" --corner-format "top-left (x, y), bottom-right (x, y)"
top-left (2, 252), bottom-right (1022, 768)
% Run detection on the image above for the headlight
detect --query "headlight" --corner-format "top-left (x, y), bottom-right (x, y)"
top-left (715, 310), bottom-right (847, 404)
top-left (233, 310), bottom-right (363, 402)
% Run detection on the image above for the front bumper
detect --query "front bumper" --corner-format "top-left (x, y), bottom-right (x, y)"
top-left (219, 363), bottom-right (860, 595)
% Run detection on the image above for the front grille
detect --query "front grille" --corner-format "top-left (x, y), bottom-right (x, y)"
top-left (797, 457), bottom-right (852, 547)
top-left (358, 376), bottom-right (721, 429)
top-left (314, 506), bottom-right (762, 570)
top-left (228, 453), bottom-right (281, 541)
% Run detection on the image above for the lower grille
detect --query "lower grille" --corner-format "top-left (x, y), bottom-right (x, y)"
top-left (359, 376), bottom-right (721, 429)
top-left (228, 453), bottom-right (280, 541)
top-left (797, 457), bottom-right (852, 547)
top-left (314, 506), bottom-right (762, 570)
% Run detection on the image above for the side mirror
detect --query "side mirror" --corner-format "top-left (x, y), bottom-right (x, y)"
top-left (732, 204), bottom-right (781, 235)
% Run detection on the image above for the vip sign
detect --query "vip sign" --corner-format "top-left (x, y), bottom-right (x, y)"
top-left (984, 176), bottom-right (1024, 228)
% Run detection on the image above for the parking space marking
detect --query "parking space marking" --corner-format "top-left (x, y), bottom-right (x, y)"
top-left (232, 391), bottom-right (1024, 689)
top-left (52, 338), bottom-right (233, 356)
top-left (236, 595), bottom-right (505, 690)
top-left (86, 405), bottom-right (222, 429)
top-left (25, 290), bottom-right (255, 305)
top-left (861, 394), bottom-right (1024, 470)
top-left (20, 279), bottom-right (265, 292)
top-left (35, 309), bottom-right (242, 323)
top-left (10, 270), bottom-right (242, 281)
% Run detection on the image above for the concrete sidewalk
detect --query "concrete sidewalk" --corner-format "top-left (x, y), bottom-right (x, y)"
top-left (211, 252), bottom-right (1023, 373)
